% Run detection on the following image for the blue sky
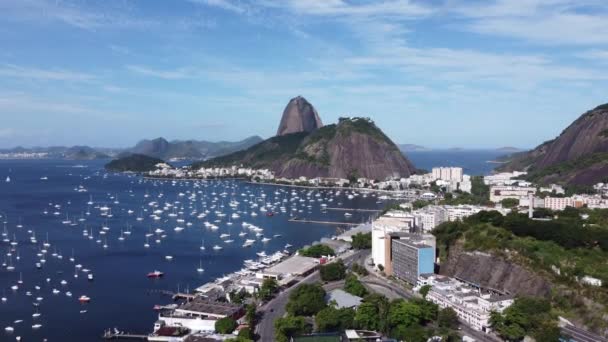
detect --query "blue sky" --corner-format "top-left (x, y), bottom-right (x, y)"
top-left (0, 0), bottom-right (607, 149)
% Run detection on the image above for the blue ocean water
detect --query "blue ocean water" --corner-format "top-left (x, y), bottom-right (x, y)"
top-left (406, 150), bottom-right (507, 176)
top-left (0, 159), bottom-right (385, 341)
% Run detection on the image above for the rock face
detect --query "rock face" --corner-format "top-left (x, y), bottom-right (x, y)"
top-left (440, 243), bottom-right (551, 298)
top-left (500, 103), bottom-right (608, 185)
top-left (198, 115), bottom-right (415, 180)
top-left (276, 96), bottom-right (323, 136)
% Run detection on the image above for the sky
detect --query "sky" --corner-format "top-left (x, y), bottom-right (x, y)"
top-left (0, 0), bottom-right (607, 149)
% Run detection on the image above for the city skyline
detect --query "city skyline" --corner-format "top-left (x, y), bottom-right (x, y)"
top-left (1, 0), bottom-right (607, 148)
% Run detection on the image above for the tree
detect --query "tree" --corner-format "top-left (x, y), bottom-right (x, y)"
top-left (388, 299), bottom-right (423, 327)
top-left (258, 278), bottom-right (279, 301)
top-left (438, 307), bottom-right (459, 329)
top-left (501, 198), bottom-right (519, 208)
top-left (355, 294), bottom-right (389, 332)
top-left (320, 259), bottom-right (346, 281)
top-left (299, 244), bottom-right (335, 258)
top-left (344, 273), bottom-right (368, 297)
top-left (419, 285), bottom-right (431, 299)
top-left (490, 297), bottom-right (556, 342)
top-left (229, 289), bottom-right (251, 304)
top-left (391, 324), bottom-right (428, 342)
top-left (315, 306), bottom-right (356, 332)
top-left (351, 263), bottom-right (369, 276)
top-left (351, 232), bottom-right (372, 249)
top-left (286, 283), bottom-right (327, 316)
top-left (215, 317), bottom-right (238, 334)
top-left (275, 315), bottom-right (311, 342)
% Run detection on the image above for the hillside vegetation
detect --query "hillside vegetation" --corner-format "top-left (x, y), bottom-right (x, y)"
top-left (433, 210), bottom-right (608, 335)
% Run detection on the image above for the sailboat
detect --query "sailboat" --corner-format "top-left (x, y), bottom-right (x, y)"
top-left (5, 176), bottom-right (10, 183)
top-left (197, 260), bottom-right (204, 273)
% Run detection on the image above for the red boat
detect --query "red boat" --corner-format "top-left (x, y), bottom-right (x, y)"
top-left (147, 270), bottom-right (164, 278)
top-left (78, 295), bottom-right (91, 303)
top-left (266, 212), bottom-right (274, 217)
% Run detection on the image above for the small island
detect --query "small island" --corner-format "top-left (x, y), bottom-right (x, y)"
top-left (105, 154), bottom-right (169, 172)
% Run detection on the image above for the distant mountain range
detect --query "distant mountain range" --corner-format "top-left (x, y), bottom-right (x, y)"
top-left (499, 103), bottom-right (608, 186)
top-left (196, 97), bottom-right (414, 180)
top-left (0, 136), bottom-right (263, 161)
top-left (126, 136), bottom-right (263, 161)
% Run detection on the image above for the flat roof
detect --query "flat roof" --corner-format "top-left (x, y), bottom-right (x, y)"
top-left (266, 255), bottom-right (318, 276)
top-left (177, 298), bottom-right (243, 317)
top-left (326, 289), bottom-right (362, 309)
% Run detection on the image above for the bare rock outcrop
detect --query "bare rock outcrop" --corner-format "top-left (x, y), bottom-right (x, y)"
top-left (276, 96), bottom-right (323, 136)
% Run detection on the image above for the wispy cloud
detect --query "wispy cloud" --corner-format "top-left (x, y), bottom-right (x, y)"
top-left (126, 65), bottom-right (200, 80)
top-left (0, 64), bottom-right (95, 82)
top-left (188, 0), bottom-right (247, 14)
top-left (450, 0), bottom-right (608, 45)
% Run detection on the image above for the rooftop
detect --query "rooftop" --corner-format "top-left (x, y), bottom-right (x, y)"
top-left (266, 255), bottom-right (318, 276)
top-left (177, 298), bottom-right (243, 317)
top-left (326, 289), bottom-right (362, 309)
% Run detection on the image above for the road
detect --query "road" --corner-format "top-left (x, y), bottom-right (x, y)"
top-left (256, 249), bottom-right (368, 342)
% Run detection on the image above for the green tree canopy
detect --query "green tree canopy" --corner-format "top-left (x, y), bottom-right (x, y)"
top-left (286, 283), bottom-right (327, 316)
top-left (258, 278), bottom-right (279, 301)
top-left (315, 305), bottom-right (356, 332)
top-left (320, 259), bottom-right (346, 281)
top-left (274, 315), bottom-right (311, 342)
top-left (351, 232), bottom-right (372, 249)
top-left (215, 317), bottom-right (238, 334)
top-left (299, 244), bottom-right (335, 258)
top-left (438, 307), bottom-right (459, 329)
top-left (344, 273), bottom-right (368, 297)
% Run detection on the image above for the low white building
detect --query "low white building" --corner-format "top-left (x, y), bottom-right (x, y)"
top-left (423, 275), bottom-right (514, 332)
top-left (489, 185), bottom-right (536, 203)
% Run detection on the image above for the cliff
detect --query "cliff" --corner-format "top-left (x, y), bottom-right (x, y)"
top-left (439, 242), bottom-right (552, 298)
top-left (276, 96), bottom-right (323, 136)
top-left (499, 103), bottom-right (608, 185)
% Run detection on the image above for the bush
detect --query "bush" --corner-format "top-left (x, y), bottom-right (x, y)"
top-left (438, 307), bottom-right (459, 329)
top-left (344, 273), bottom-right (368, 297)
top-left (351, 263), bottom-right (369, 276)
top-left (215, 317), bottom-right (238, 334)
top-left (320, 259), bottom-right (346, 281)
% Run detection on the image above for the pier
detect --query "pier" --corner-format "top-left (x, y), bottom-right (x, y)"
top-left (103, 329), bottom-right (148, 340)
top-left (325, 207), bottom-right (381, 212)
top-left (288, 218), bottom-right (361, 226)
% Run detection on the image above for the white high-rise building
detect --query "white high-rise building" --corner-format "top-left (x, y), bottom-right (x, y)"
top-left (432, 167), bottom-right (463, 182)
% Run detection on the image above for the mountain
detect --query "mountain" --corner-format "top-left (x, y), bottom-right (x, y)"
top-left (105, 154), bottom-right (167, 172)
top-left (64, 146), bottom-right (110, 160)
top-left (276, 96), bottom-right (323, 136)
top-left (196, 114), bottom-right (415, 180)
top-left (499, 103), bottom-right (608, 186)
top-left (127, 136), bottom-right (263, 160)
top-left (399, 144), bottom-right (430, 152)
top-left (495, 146), bottom-right (522, 153)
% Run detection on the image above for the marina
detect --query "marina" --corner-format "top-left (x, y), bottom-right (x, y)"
top-left (0, 159), bottom-right (387, 341)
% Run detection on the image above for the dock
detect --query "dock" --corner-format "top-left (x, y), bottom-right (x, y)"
top-left (288, 218), bottom-right (360, 226)
top-left (325, 207), bottom-right (381, 212)
top-left (103, 329), bottom-right (148, 340)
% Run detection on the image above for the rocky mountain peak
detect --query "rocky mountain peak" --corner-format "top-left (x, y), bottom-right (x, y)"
top-left (276, 96), bottom-right (323, 136)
